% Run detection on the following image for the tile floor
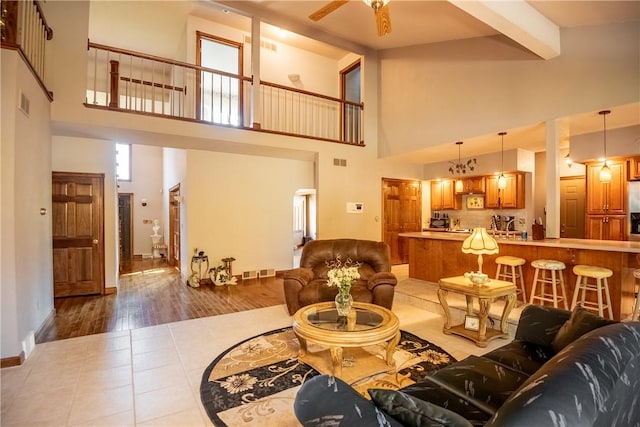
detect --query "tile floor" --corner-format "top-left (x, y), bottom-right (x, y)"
top-left (1, 268), bottom-right (516, 426)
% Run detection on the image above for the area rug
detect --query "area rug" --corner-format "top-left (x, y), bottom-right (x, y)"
top-left (200, 327), bottom-right (456, 426)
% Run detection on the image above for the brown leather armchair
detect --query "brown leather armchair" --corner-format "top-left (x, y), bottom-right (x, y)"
top-left (283, 239), bottom-right (397, 315)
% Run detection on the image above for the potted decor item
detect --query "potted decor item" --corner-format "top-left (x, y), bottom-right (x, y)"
top-left (326, 256), bottom-right (361, 316)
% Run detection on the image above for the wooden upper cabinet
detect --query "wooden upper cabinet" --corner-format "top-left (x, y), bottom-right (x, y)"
top-left (430, 179), bottom-right (460, 210)
top-left (629, 157), bottom-right (640, 181)
top-left (485, 173), bottom-right (525, 209)
top-left (586, 161), bottom-right (627, 215)
top-left (455, 176), bottom-right (485, 194)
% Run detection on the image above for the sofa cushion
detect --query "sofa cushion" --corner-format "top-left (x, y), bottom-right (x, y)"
top-left (482, 341), bottom-right (555, 376)
top-left (294, 375), bottom-right (403, 427)
top-left (486, 322), bottom-right (640, 427)
top-left (401, 381), bottom-right (492, 426)
top-left (369, 389), bottom-right (473, 427)
top-left (514, 305), bottom-right (571, 349)
top-left (550, 305), bottom-right (617, 353)
top-left (425, 355), bottom-right (530, 414)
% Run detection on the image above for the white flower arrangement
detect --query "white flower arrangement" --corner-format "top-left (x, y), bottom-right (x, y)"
top-left (326, 256), bottom-right (361, 292)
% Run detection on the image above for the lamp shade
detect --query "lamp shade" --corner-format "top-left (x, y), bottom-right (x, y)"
top-left (461, 227), bottom-right (499, 255)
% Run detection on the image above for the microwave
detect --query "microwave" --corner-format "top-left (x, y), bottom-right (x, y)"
top-left (429, 217), bottom-right (450, 229)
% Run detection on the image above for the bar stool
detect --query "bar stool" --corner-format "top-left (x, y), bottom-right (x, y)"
top-left (633, 269), bottom-right (640, 321)
top-left (529, 259), bottom-right (568, 309)
top-left (570, 265), bottom-right (613, 320)
top-left (495, 256), bottom-right (527, 302)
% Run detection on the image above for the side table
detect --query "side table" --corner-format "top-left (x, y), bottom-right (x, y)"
top-left (437, 276), bottom-right (516, 347)
top-left (190, 255), bottom-right (209, 283)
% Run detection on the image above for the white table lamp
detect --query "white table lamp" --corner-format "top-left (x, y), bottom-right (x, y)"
top-left (461, 227), bottom-right (499, 275)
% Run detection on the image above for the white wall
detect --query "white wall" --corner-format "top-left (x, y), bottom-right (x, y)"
top-left (51, 136), bottom-right (118, 290)
top-left (1, 51), bottom-right (54, 360)
top-left (117, 144), bottom-right (164, 256)
top-left (378, 22), bottom-right (640, 157)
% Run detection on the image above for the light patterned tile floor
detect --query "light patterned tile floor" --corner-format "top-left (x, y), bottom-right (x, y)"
top-left (2, 270), bottom-right (516, 426)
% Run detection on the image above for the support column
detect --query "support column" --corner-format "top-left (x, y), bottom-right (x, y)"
top-left (250, 17), bottom-right (262, 129)
top-left (545, 120), bottom-right (561, 238)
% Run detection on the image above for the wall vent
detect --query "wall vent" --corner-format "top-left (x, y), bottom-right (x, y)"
top-left (243, 35), bottom-right (277, 52)
top-left (242, 270), bottom-right (258, 280)
top-left (19, 92), bottom-right (30, 116)
top-left (259, 268), bottom-right (276, 278)
top-left (333, 158), bottom-right (347, 167)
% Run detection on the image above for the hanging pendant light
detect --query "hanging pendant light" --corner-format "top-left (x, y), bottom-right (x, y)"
top-left (599, 110), bottom-right (611, 183)
top-left (497, 132), bottom-right (507, 190)
top-left (448, 141), bottom-right (476, 191)
top-left (455, 141), bottom-right (464, 192)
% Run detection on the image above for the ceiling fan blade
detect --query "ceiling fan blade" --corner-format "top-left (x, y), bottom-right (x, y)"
top-left (309, 1), bottom-right (349, 21)
top-left (375, 4), bottom-right (392, 36)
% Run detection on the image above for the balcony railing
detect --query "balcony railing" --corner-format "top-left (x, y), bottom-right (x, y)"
top-left (1, 0), bottom-right (54, 100)
top-left (86, 41), bottom-right (364, 145)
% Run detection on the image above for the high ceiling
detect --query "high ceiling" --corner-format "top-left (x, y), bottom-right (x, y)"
top-left (203, 0), bottom-right (639, 163)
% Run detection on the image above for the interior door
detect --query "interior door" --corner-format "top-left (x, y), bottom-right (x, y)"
top-left (169, 185), bottom-right (181, 268)
top-left (52, 172), bottom-right (105, 297)
top-left (560, 176), bottom-right (586, 238)
top-left (382, 179), bottom-right (422, 265)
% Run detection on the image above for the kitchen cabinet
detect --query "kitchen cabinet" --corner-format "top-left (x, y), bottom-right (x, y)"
top-left (430, 179), bottom-right (460, 210)
top-left (629, 157), bottom-right (640, 181)
top-left (455, 176), bottom-right (485, 194)
top-left (586, 215), bottom-right (627, 241)
top-left (485, 173), bottom-right (525, 209)
top-left (586, 161), bottom-right (626, 215)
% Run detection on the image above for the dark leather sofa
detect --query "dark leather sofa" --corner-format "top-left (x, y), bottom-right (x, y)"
top-left (294, 305), bottom-right (640, 426)
top-left (283, 239), bottom-right (397, 315)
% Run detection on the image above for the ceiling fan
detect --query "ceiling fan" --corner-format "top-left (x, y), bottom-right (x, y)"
top-left (309, 0), bottom-right (392, 37)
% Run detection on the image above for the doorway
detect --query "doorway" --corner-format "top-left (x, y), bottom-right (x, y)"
top-left (169, 185), bottom-right (181, 268)
top-left (340, 60), bottom-right (361, 144)
top-left (293, 189), bottom-right (316, 267)
top-left (560, 176), bottom-right (586, 238)
top-left (52, 172), bottom-right (105, 297)
top-left (118, 193), bottom-right (133, 272)
top-left (382, 179), bottom-right (422, 265)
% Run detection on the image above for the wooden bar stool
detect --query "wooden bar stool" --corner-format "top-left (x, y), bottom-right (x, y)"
top-left (495, 256), bottom-right (527, 302)
top-left (529, 259), bottom-right (568, 309)
top-left (633, 269), bottom-right (640, 321)
top-left (570, 265), bottom-right (614, 320)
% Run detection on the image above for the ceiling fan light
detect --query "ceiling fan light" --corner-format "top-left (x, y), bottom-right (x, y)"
top-left (362, 0), bottom-right (390, 10)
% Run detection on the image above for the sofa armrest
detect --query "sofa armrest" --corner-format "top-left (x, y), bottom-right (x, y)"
top-left (367, 271), bottom-right (397, 291)
top-left (514, 304), bottom-right (571, 348)
top-left (283, 267), bottom-right (314, 287)
top-left (294, 375), bottom-right (402, 427)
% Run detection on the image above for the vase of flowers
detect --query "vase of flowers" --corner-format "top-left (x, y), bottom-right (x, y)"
top-left (326, 256), bottom-right (361, 316)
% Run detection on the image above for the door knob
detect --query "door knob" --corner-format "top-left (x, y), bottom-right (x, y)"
top-left (93, 239), bottom-right (99, 244)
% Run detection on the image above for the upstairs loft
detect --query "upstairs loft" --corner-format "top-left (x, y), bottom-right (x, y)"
top-left (1, 1), bottom-right (366, 148)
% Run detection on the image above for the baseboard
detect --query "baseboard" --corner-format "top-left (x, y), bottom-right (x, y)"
top-left (105, 286), bottom-right (117, 295)
top-left (1, 352), bottom-right (25, 369)
top-left (34, 308), bottom-right (56, 344)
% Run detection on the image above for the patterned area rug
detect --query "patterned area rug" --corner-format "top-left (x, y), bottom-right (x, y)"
top-left (200, 327), bottom-right (456, 426)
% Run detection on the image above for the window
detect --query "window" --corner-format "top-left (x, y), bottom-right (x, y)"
top-left (341, 60), bottom-right (361, 143)
top-left (196, 32), bottom-right (243, 126)
top-left (116, 143), bottom-right (131, 181)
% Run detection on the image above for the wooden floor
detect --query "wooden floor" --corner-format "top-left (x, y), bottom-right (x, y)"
top-left (36, 258), bottom-right (286, 343)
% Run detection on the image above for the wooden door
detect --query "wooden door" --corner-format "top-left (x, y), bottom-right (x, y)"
top-left (560, 176), bottom-right (585, 238)
top-left (169, 185), bottom-right (181, 268)
top-left (382, 179), bottom-right (422, 265)
top-left (118, 193), bottom-right (133, 270)
top-left (52, 172), bottom-right (105, 297)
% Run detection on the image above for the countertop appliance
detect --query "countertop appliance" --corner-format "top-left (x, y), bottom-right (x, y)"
top-left (429, 214), bottom-right (450, 230)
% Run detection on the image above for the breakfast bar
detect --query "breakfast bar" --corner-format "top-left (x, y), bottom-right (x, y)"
top-left (400, 231), bottom-right (640, 320)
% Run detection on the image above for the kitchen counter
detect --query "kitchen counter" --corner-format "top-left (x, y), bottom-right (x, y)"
top-left (401, 231), bottom-right (640, 253)
top-left (400, 232), bottom-right (640, 320)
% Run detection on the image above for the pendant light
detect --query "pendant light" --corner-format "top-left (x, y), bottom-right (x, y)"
top-left (448, 141), bottom-right (476, 192)
top-left (599, 110), bottom-right (611, 183)
top-left (497, 132), bottom-right (507, 190)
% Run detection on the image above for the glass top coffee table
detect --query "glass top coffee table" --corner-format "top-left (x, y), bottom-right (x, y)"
top-left (292, 301), bottom-right (400, 384)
